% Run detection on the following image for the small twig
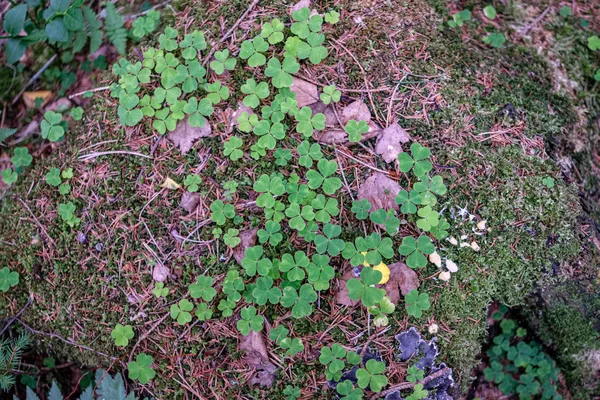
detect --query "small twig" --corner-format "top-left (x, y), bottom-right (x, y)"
top-left (334, 148), bottom-right (391, 175)
top-left (15, 318), bottom-right (118, 361)
top-left (0, 294), bottom-right (33, 336)
top-left (12, 55), bottom-right (57, 105)
top-left (68, 86), bottom-right (111, 100)
top-left (518, 6), bottom-right (551, 37)
top-left (78, 150), bottom-right (153, 160)
top-left (127, 312), bottom-right (169, 363)
top-left (202, 0), bottom-right (260, 66)
top-left (18, 198), bottom-right (57, 248)
top-left (334, 146), bottom-right (355, 202)
top-left (371, 367), bottom-right (451, 399)
top-left (294, 74), bottom-right (390, 93)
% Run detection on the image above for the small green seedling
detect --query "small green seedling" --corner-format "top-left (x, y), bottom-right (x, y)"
top-left (152, 282), bottom-right (168, 298)
top-left (237, 306), bottom-right (264, 335)
top-left (405, 289), bottom-right (431, 318)
top-left (336, 380), bottom-right (364, 400)
top-left (559, 6), bottom-right (572, 17)
top-left (195, 303), bottom-right (213, 321)
top-left (58, 202), bottom-right (81, 227)
top-left (41, 111), bottom-right (65, 142)
top-left (170, 299), bottom-right (194, 325)
top-left (406, 365), bottom-right (424, 383)
top-left (184, 173), bottom-right (202, 192)
top-left (1, 169), bottom-right (17, 185)
top-left (223, 228), bottom-right (240, 247)
top-left (344, 120), bottom-right (369, 142)
top-left (483, 5), bottom-right (497, 19)
top-left (483, 32), bottom-right (506, 48)
top-left (542, 176), bottom-right (555, 188)
top-left (11, 147), bottom-right (32, 169)
top-left (210, 200), bottom-right (235, 225)
top-left (239, 36), bottom-right (269, 67)
top-left (320, 85), bottom-right (341, 104)
top-left (70, 106), bottom-right (84, 121)
top-left (356, 359), bottom-right (388, 393)
top-left (351, 199), bottom-right (372, 220)
top-left (127, 353), bottom-right (156, 384)
top-left (279, 284), bottom-right (317, 318)
top-left (406, 384), bottom-right (428, 400)
top-left (0, 267), bottom-right (19, 293)
top-left (223, 137), bottom-right (244, 161)
top-left (448, 9), bottom-right (471, 27)
top-left (588, 35), bottom-right (600, 51)
top-left (283, 385), bottom-right (301, 400)
top-left (46, 168), bottom-right (62, 187)
top-left (324, 10), bottom-right (340, 24)
top-left (398, 143), bottom-right (432, 177)
top-left (189, 275), bottom-right (216, 302)
top-left (111, 324), bottom-right (134, 347)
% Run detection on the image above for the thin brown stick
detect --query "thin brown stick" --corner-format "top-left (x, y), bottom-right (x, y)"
top-left (334, 148), bottom-right (391, 175)
top-left (15, 318), bottom-right (118, 360)
top-left (518, 6), bottom-right (551, 37)
top-left (0, 293), bottom-right (33, 336)
top-left (371, 367), bottom-right (451, 399)
top-left (68, 86), bottom-right (111, 100)
top-left (78, 150), bottom-right (153, 160)
top-left (202, 0), bottom-right (261, 66)
top-left (127, 312), bottom-right (169, 363)
top-left (12, 55), bottom-right (57, 105)
top-left (18, 198), bottom-right (57, 248)
top-left (294, 74), bottom-right (391, 93)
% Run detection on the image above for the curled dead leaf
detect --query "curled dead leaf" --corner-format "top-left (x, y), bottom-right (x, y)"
top-left (233, 228), bottom-right (258, 265)
top-left (291, 0), bottom-right (311, 13)
top-left (357, 172), bottom-right (401, 211)
top-left (152, 263), bottom-right (169, 282)
top-left (290, 77), bottom-right (319, 107)
top-left (160, 177), bottom-right (181, 190)
top-left (375, 123), bottom-right (411, 163)
top-left (308, 101), bottom-right (338, 127)
top-left (168, 117), bottom-right (212, 154)
top-left (336, 268), bottom-right (360, 306)
top-left (180, 191), bottom-right (202, 213)
top-left (23, 91), bottom-right (53, 109)
top-left (313, 128), bottom-right (347, 144)
top-left (240, 331), bottom-right (277, 388)
top-left (383, 261), bottom-right (420, 304)
top-left (341, 100), bottom-right (371, 125)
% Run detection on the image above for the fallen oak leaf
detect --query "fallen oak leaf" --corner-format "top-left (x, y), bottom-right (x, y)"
top-left (357, 172), bottom-right (401, 212)
top-left (290, 77), bottom-right (319, 107)
top-left (383, 261), bottom-right (419, 304)
top-left (375, 122), bottom-right (411, 163)
top-left (168, 117), bottom-right (212, 154)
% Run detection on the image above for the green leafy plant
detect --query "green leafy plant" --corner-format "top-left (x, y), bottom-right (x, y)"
top-left (319, 343), bottom-right (348, 381)
top-left (285, 202), bottom-right (315, 231)
top-left (297, 140), bottom-right (322, 167)
top-left (237, 306), bottom-right (264, 335)
top-left (559, 5), bottom-right (572, 17)
top-left (58, 201), bottom-right (81, 227)
top-left (342, 233), bottom-right (394, 266)
top-left (311, 194), bottom-right (339, 223)
top-left (195, 303), bottom-right (213, 321)
top-left (241, 78), bottom-right (270, 108)
top-left (170, 299), bottom-right (194, 325)
top-left (405, 289), bottom-right (431, 318)
top-left (279, 251), bottom-right (310, 281)
top-left (127, 353), bottom-right (156, 384)
top-left (210, 200), bottom-right (235, 225)
top-left (406, 384), bottom-right (428, 400)
top-left (184, 173), bottom-right (202, 192)
top-left (131, 9), bottom-right (160, 39)
top-left (223, 137), bottom-right (244, 161)
top-left (483, 5), bottom-right (497, 19)
top-left (369, 208), bottom-right (400, 235)
top-left (344, 119), bottom-right (369, 142)
top-left (306, 159), bottom-right (341, 194)
top-left (295, 106), bottom-right (326, 137)
top-left (70, 106), bottom-right (84, 120)
top-left (1, 169), bottom-right (17, 186)
top-left (351, 199), bottom-right (372, 220)
top-left (406, 365), bottom-right (424, 383)
top-left (336, 380), bottom-right (364, 400)
top-left (265, 56), bottom-right (300, 88)
top-left (41, 111), bottom-right (65, 142)
top-left (223, 228), bottom-right (241, 247)
top-left (261, 18), bottom-right (285, 44)
top-left (588, 35), bottom-right (600, 51)
top-left (210, 49), bottom-right (237, 74)
top-left (111, 324), bottom-right (134, 347)
top-left (152, 282), bottom-right (168, 298)
top-left (252, 276), bottom-right (282, 305)
top-left (189, 275), bottom-right (217, 302)
top-left (346, 267), bottom-right (386, 307)
top-left (313, 223), bottom-right (345, 256)
top-left (291, 7), bottom-right (323, 39)
top-left (320, 84), bottom-right (341, 104)
top-left (283, 385), bottom-right (301, 400)
top-left (324, 10), bottom-right (340, 24)
top-left (280, 284), bottom-right (317, 318)
top-left (356, 359), bottom-right (388, 393)
top-left (0, 267), bottom-right (19, 293)
top-left (398, 236), bottom-right (435, 268)
top-left (542, 176), bottom-right (555, 188)
top-left (242, 246), bottom-right (273, 276)
top-left (448, 9), bottom-right (471, 27)
top-left (0, 334), bottom-right (29, 391)
top-left (398, 143), bottom-right (432, 178)
top-left (239, 36), bottom-right (269, 67)
top-left (395, 190), bottom-right (422, 214)
top-left (306, 254), bottom-right (335, 290)
top-left (483, 32), bottom-right (507, 48)
top-left (254, 174), bottom-right (286, 208)
top-left (258, 220), bottom-right (283, 246)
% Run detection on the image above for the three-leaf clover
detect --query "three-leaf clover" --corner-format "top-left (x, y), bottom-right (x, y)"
top-left (189, 275), bottom-right (217, 301)
top-left (252, 276), bottom-right (282, 305)
top-left (406, 383), bottom-right (428, 400)
top-left (412, 175), bottom-right (447, 206)
top-left (483, 32), bottom-right (506, 48)
top-left (46, 168), bottom-right (62, 187)
top-left (258, 220), bottom-right (283, 246)
top-left (285, 202), bottom-right (315, 231)
top-left (170, 299), bottom-right (194, 325)
top-left (324, 10), bottom-right (340, 24)
top-left (311, 194), bottom-right (339, 223)
top-left (295, 106), bottom-right (326, 137)
top-left (224, 228), bottom-right (241, 247)
top-left (41, 111), bottom-right (65, 142)
top-left (184, 173), bottom-right (202, 192)
top-left (254, 120), bottom-right (285, 149)
top-left (242, 246), bottom-right (273, 276)
top-left (241, 78), bottom-right (270, 108)
top-left (395, 190), bottom-right (422, 214)
top-left (313, 223), bottom-right (345, 256)
top-left (239, 36), bottom-right (269, 67)
top-left (351, 199), bottom-right (371, 220)
top-left (205, 81), bottom-right (230, 104)
top-left (11, 147), bottom-right (32, 169)
top-left (346, 267), bottom-right (386, 307)
top-left (319, 343), bottom-right (347, 380)
top-left (398, 236), bottom-right (435, 268)
top-left (0, 267), bottom-right (19, 292)
top-left (416, 206), bottom-right (439, 231)
top-left (406, 365), bottom-right (424, 383)
top-left (344, 120), bottom-right (369, 142)
top-left (283, 385), bottom-right (301, 400)
top-left (274, 148), bottom-right (293, 166)
top-left (152, 282), bottom-right (168, 298)
top-left (195, 302), bottom-right (213, 321)
top-left (253, 174), bottom-right (286, 208)
top-left (183, 97), bottom-right (213, 127)
top-left (369, 208), bottom-right (400, 235)
top-left (1, 169), bottom-right (17, 185)
top-left (265, 57), bottom-right (300, 88)
top-left (588, 35), bottom-right (600, 51)
top-left (224, 137), bottom-right (244, 161)
top-left (261, 18), bottom-right (285, 44)
top-left (111, 324), bottom-right (134, 347)
top-left (70, 106), bottom-right (84, 121)
top-left (320, 85), bottom-right (341, 104)
top-left (356, 359), bottom-right (388, 392)
top-left (58, 202), bottom-right (81, 227)
top-left (279, 251), bottom-right (310, 281)
top-left (306, 159), bottom-right (341, 195)
top-left (291, 7), bottom-right (323, 39)
top-left (279, 284), bottom-right (317, 318)
top-left (210, 200), bottom-right (235, 225)
top-left (297, 140), bottom-right (322, 167)
top-left (237, 306), bottom-right (264, 335)
top-left (336, 380), bottom-right (364, 400)
top-left (542, 176), bottom-right (555, 188)
top-left (306, 254), bottom-right (335, 290)
top-left (405, 289), bottom-right (431, 318)
top-left (483, 361), bottom-right (505, 383)
top-left (210, 49), bottom-right (237, 74)
top-left (398, 143), bottom-right (432, 177)
top-left (127, 353), bottom-right (156, 384)
top-left (342, 233), bottom-right (394, 266)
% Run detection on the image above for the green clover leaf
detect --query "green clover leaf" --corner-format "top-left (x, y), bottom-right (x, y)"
top-left (241, 78), bottom-right (270, 108)
top-left (398, 236), bottom-right (435, 268)
top-left (127, 353), bottom-right (156, 384)
top-left (239, 36), bottom-right (269, 67)
top-left (210, 49), bottom-right (237, 74)
top-left (306, 254), bottom-right (335, 291)
top-left (306, 159), bottom-right (341, 195)
top-left (356, 359), bottom-right (388, 393)
top-left (346, 267), bottom-right (386, 307)
top-left (111, 324), bottom-right (134, 347)
top-left (0, 267), bottom-right (19, 293)
top-left (344, 120), bottom-right (369, 142)
top-left (237, 306), bottom-right (264, 335)
top-left (405, 289), bottom-right (431, 318)
top-left (261, 18), bottom-right (285, 44)
top-left (397, 143), bottom-right (432, 177)
top-left (258, 220), bottom-right (283, 246)
top-left (224, 137), bottom-right (243, 161)
top-left (241, 245), bottom-right (273, 277)
top-left (313, 223), bottom-right (345, 256)
top-left (189, 275), bottom-right (216, 302)
top-left (279, 251), bottom-right (310, 282)
top-left (351, 199), bottom-right (371, 220)
top-left (265, 57), bottom-right (300, 88)
top-left (170, 299), bottom-right (194, 325)
top-left (295, 106), bottom-right (326, 137)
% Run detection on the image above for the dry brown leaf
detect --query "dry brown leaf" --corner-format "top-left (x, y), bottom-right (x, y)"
top-left (23, 91), bottom-right (53, 109)
top-left (290, 0), bottom-right (311, 13)
top-left (290, 77), bottom-right (319, 107)
top-left (375, 123), bottom-right (411, 163)
top-left (44, 98), bottom-right (72, 113)
top-left (233, 228), bottom-right (258, 265)
top-left (179, 191), bottom-right (202, 213)
top-left (160, 177), bottom-right (181, 190)
top-left (309, 101), bottom-right (339, 127)
top-left (240, 331), bottom-right (277, 387)
top-left (168, 118), bottom-right (211, 154)
top-left (313, 129), bottom-right (347, 144)
top-left (152, 263), bottom-right (169, 282)
top-left (383, 261), bottom-right (420, 304)
top-left (341, 100), bottom-right (371, 125)
top-left (357, 172), bottom-right (401, 211)
top-left (336, 269), bottom-right (360, 306)
top-left (230, 102), bottom-right (254, 129)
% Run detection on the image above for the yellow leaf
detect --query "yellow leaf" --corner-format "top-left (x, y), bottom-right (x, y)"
top-left (23, 91), bottom-right (53, 109)
top-left (160, 177), bottom-right (181, 190)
